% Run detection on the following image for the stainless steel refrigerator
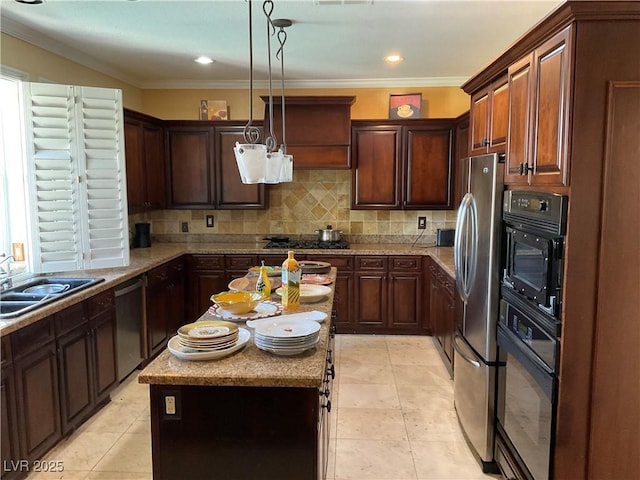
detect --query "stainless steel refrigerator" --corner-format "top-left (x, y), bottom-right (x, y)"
top-left (453, 153), bottom-right (504, 473)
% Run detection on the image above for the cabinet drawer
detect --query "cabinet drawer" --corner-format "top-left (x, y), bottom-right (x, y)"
top-left (355, 256), bottom-right (387, 271)
top-left (54, 302), bottom-right (89, 336)
top-left (11, 317), bottom-right (55, 358)
top-left (87, 289), bottom-right (115, 318)
top-left (147, 265), bottom-right (170, 288)
top-left (191, 255), bottom-right (224, 271)
top-left (310, 255), bottom-right (353, 271)
top-left (225, 255), bottom-right (258, 270)
top-left (390, 256), bottom-right (421, 272)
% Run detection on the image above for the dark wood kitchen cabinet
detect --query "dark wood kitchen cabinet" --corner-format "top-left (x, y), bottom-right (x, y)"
top-left (428, 258), bottom-right (456, 376)
top-left (354, 256), bottom-right (388, 330)
top-left (351, 119), bottom-right (455, 210)
top-left (262, 96), bottom-right (355, 169)
top-left (1, 337), bottom-right (21, 480)
top-left (469, 75), bottom-right (508, 155)
top-left (310, 255), bottom-right (354, 334)
top-left (453, 111), bottom-right (470, 208)
top-left (505, 26), bottom-right (572, 187)
top-left (124, 109), bottom-right (166, 213)
top-left (388, 256), bottom-right (423, 330)
top-left (56, 293), bottom-right (117, 435)
top-left (165, 121), bottom-right (266, 210)
top-left (145, 257), bottom-right (186, 358)
top-left (11, 317), bottom-right (61, 466)
top-left (186, 254), bottom-right (227, 322)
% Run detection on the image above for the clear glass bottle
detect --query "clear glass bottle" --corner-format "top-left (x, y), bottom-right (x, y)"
top-left (281, 250), bottom-right (300, 311)
top-left (255, 260), bottom-right (271, 300)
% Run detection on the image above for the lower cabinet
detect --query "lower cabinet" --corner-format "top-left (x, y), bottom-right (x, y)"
top-left (427, 258), bottom-right (457, 375)
top-left (1, 292), bottom-right (119, 479)
top-left (145, 257), bottom-right (186, 359)
top-left (186, 255), bottom-right (228, 322)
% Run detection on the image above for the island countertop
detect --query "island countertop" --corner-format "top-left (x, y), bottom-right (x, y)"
top-left (138, 268), bottom-right (337, 389)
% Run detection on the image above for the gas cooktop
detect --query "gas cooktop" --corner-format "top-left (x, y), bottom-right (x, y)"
top-left (263, 239), bottom-right (350, 249)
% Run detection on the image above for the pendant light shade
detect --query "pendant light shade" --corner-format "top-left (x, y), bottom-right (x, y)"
top-left (234, 0), bottom-right (293, 184)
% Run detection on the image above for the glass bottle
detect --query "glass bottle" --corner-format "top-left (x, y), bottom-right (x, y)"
top-left (255, 260), bottom-right (271, 300)
top-left (281, 250), bottom-right (300, 311)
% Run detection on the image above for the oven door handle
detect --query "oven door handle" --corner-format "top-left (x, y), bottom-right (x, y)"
top-left (454, 193), bottom-right (478, 303)
top-left (452, 333), bottom-right (481, 368)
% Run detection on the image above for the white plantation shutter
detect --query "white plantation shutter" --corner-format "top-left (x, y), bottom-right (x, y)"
top-left (22, 82), bottom-right (129, 273)
top-left (76, 86), bottom-right (129, 269)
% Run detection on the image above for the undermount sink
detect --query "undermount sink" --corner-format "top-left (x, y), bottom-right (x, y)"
top-left (0, 276), bottom-right (105, 320)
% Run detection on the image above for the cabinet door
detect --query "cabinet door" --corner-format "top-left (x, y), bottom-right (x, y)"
top-left (214, 125), bottom-right (266, 209)
top-left (453, 112), bottom-right (470, 208)
top-left (488, 76), bottom-right (509, 152)
top-left (470, 88), bottom-right (489, 154)
top-left (355, 274), bottom-right (387, 328)
top-left (403, 125), bottom-right (454, 209)
top-left (124, 120), bottom-right (145, 212)
top-left (91, 310), bottom-right (118, 404)
top-left (57, 326), bottom-right (93, 434)
top-left (1, 366), bottom-right (21, 480)
top-left (14, 343), bottom-right (61, 463)
top-left (388, 273), bottom-right (422, 329)
top-left (531, 26), bottom-right (572, 186)
top-left (143, 123), bottom-right (166, 209)
top-left (506, 53), bottom-right (534, 184)
top-left (351, 126), bottom-right (402, 209)
top-left (166, 126), bottom-right (215, 208)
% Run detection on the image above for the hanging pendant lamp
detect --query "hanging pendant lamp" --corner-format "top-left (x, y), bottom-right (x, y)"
top-left (234, 0), bottom-right (294, 184)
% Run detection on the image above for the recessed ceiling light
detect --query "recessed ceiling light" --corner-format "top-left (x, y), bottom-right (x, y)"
top-left (384, 54), bottom-right (404, 65)
top-left (195, 56), bottom-right (215, 65)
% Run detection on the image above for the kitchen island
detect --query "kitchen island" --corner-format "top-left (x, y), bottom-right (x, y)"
top-left (138, 269), bottom-right (337, 480)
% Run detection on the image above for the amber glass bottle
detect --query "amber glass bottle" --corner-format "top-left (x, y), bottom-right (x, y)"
top-left (281, 250), bottom-right (300, 310)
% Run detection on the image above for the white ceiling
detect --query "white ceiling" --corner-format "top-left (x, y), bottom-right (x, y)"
top-left (0, 0), bottom-right (563, 89)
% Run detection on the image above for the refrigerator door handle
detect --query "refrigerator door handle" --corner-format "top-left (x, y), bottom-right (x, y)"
top-left (454, 193), bottom-right (478, 302)
top-left (452, 333), bottom-right (481, 368)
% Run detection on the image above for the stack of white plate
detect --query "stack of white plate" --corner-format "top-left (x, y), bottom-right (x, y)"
top-left (254, 319), bottom-right (321, 356)
top-left (168, 320), bottom-right (250, 361)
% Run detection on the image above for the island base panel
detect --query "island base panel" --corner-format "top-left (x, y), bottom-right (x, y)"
top-left (150, 384), bottom-right (320, 480)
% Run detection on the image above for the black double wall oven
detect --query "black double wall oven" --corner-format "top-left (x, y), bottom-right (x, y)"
top-left (496, 191), bottom-right (568, 480)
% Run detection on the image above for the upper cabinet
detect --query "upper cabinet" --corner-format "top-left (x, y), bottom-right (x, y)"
top-left (351, 119), bottom-right (455, 210)
top-left (505, 26), bottom-right (573, 186)
top-left (469, 75), bottom-right (509, 155)
top-left (124, 109), bottom-right (166, 213)
top-left (262, 96), bottom-right (355, 169)
top-left (164, 121), bottom-right (266, 210)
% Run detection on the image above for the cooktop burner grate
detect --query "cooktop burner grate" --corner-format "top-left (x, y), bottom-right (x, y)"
top-left (264, 239), bottom-right (350, 249)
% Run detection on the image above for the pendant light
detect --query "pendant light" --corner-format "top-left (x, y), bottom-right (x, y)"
top-left (234, 0), bottom-right (293, 184)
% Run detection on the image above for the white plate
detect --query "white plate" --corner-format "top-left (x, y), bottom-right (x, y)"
top-left (177, 320), bottom-right (238, 339)
top-left (275, 284), bottom-right (332, 303)
top-left (254, 319), bottom-right (320, 338)
top-left (208, 301), bottom-right (283, 321)
top-left (168, 328), bottom-right (250, 361)
top-left (255, 338), bottom-right (320, 356)
top-left (245, 310), bottom-right (327, 329)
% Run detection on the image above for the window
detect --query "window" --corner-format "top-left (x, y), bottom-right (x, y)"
top-left (1, 80), bottom-right (130, 277)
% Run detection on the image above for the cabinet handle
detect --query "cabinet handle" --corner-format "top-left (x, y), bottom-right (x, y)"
top-left (482, 138), bottom-right (489, 147)
top-left (328, 364), bottom-right (335, 380)
top-left (322, 400), bottom-right (332, 413)
top-left (519, 162), bottom-right (530, 175)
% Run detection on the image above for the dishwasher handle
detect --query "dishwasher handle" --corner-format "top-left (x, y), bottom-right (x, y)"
top-left (115, 278), bottom-right (144, 297)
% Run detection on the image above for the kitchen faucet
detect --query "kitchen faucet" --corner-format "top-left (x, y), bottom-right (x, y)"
top-left (0, 255), bottom-right (15, 290)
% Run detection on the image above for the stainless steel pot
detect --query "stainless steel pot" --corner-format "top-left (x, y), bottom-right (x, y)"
top-left (315, 225), bottom-right (342, 242)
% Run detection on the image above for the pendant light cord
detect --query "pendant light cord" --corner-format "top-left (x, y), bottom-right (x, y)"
top-left (243, 0), bottom-right (260, 144)
top-left (263, 0), bottom-right (278, 152)
top-left (277, 26), bottom-right (288, 154)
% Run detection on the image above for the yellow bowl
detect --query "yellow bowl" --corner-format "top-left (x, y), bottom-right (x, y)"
top-left (210, 290), bottom-right (262, 315)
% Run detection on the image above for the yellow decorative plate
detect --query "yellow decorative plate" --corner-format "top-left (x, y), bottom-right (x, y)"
top-left (177, 320), bottom-right (238, 339)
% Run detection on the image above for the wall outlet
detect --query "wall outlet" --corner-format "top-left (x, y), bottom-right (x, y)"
top-left (165, 395), bottom-right (176, 415)
top-left (418, 216), bottom-right (427, 230)
top-left (206, 215), bottom-right (214, 228)
top-left (181, 222), bottom-right (189, 232)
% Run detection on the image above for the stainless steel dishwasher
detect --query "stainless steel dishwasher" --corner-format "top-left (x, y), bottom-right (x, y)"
top-left (115, 277), bottom-right (144, 381)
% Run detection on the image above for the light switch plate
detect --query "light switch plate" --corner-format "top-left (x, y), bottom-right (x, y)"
top-left (181, 222), bottom-right (189, 232)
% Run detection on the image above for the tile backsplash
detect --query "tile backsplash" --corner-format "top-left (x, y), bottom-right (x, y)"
top-left (129, 170), bottom-right (457, 245)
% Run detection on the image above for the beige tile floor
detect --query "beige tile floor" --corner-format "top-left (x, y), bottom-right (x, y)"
top-left (28, 334), bottom-right (499, 480)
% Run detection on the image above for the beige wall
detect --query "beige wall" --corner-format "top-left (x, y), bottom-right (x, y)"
top-left (142, 86), bottom-right (469, 121)
top-left (1, 33), bottom-right (144, 111)
top-left (2, 32), bottom-right (469, 120)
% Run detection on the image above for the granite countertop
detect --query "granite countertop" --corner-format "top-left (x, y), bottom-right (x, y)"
top-left (138, 268), bottom-right (337, 389)
top-left (0, 242), bottom-right (454, 336)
